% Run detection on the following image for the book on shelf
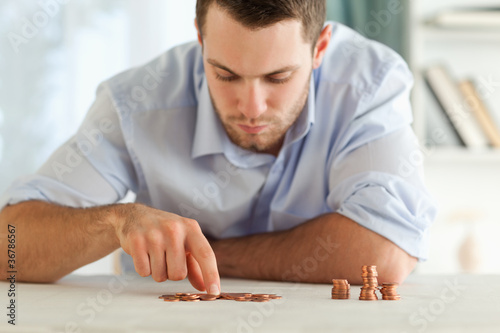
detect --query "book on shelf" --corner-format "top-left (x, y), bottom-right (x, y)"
top-left (424, 65), bottom-right (490, 149)
top-left (428, 7), bottom-right (500, 28)
top-left (423, 82), bottom-right (464, 147)
top-left (458, 80), bottom-right (500, 148)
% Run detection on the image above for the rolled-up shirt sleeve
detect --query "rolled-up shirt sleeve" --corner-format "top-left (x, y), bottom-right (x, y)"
top-left (0, 83), bottom-right (138, 209)
top-left (326, 61), bottom-right (437, 261)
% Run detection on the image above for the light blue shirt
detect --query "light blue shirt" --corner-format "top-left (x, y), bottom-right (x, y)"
top-left (1, 22), bottom-right (436, 261)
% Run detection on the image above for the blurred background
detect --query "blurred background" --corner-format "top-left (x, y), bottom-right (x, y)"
top-left (1, 0), bottom-right (499, 276)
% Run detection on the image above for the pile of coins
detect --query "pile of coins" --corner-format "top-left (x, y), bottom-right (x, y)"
top-left (330, 266), bottom-right (401, 301)
top-left (379, 283), bottom-right (401, 301)
top-left (359, 265), bottom-right (379, 301)
top-left (331, 279), bottom-right (350, 299)
top-left (159, 292), bottom-right (282, 302)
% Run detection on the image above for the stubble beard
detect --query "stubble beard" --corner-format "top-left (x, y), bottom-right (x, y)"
top-left (210, 73), bottom-right (311, 155)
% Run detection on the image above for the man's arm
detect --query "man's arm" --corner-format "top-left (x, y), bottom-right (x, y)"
top-left (0, 201), bottom-right (221, 295)
top-left (0, 201), bottom-right (119, 282)
top-left (211, 213), bottom-right (416, 285)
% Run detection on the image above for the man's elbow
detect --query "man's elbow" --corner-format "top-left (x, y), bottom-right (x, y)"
top-left (375, 248), bottom-right (418, 285)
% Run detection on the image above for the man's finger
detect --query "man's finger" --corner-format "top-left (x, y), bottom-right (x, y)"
top-left (186, 252), bottom-right (205, 291)
top-left (149, 247), bottom-right (168, 282)
top-left (130, 239), bottom-right (151, 277)
top-left (165, 235), bottom-right (187, 281)
top-left (186, 233), bottom-right (220, 295)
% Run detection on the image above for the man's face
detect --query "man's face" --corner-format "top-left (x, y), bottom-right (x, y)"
top-left (198, 5), bottom-right (316, 156)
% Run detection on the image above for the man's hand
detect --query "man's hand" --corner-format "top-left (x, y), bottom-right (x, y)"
top-left (0, 200), bottom-right (221, 292)
top-left (113, 204), bottom-right (220, 295)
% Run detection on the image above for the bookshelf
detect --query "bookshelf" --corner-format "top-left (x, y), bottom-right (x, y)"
top-left (410, 0), bottom-right (500, 158)
top-left (409, 0), bottom-right (500, 274)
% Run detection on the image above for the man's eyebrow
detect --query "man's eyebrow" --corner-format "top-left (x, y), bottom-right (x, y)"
top-left (206, 58), bottom-right (300, 77)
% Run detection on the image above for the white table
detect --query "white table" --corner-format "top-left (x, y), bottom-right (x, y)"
top-left (1, 274), bottom-right (499, 332)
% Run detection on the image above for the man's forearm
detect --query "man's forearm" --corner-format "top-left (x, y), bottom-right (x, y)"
top-left (0, 201), bottom-right (121, 283)
top-left (211, 213), bottom-right (417, 284)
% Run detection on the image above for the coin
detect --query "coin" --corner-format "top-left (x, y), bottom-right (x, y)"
top-left (382, 296), bottom-right (401, 300)
top-left (163, 297), bottom-right (180, 302)
top-left (199, 295), bottom-right (218, 301)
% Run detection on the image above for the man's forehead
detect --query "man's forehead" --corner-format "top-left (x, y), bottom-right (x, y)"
top-left (202, 5), bottom-right (310, 76)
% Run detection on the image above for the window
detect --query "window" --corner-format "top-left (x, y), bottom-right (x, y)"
top-left (0, 0), bottom-right (197, 274)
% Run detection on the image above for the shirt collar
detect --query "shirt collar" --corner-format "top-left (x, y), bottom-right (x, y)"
top-left (192, 75), bottom-right (316, 164)
top-left (192, 77), bottom-right (227, 158)
top-left (282, 76), bottom-right (316, 148)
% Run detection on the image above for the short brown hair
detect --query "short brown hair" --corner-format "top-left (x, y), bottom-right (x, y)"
top-left (196, 0), bottom-right (326, 47)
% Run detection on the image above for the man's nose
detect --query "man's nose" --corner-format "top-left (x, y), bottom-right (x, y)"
top-left (237, 82), bottom-right (268, 120)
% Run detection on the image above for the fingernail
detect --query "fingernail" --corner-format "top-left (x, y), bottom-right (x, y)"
top-left (209, 284), bottom-right (220, 295)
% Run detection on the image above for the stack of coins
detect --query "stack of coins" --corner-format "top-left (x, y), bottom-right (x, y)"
top-left (359, 265), bottom-right (379, 301)
top-left (158, 292), bottom-right (282, 302)
top-left (379, 283), bottom-right (401, 301)
top-left (331, 279), bottom-right (350, 299)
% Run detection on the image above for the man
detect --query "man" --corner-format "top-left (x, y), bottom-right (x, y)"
top-left (0, 0), bottom-right (436, 295)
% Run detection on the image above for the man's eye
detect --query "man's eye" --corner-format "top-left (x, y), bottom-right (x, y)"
top-left (215, 73), bottom-right (237, 82)
top-left (267, 75), bottom-right (292, 85)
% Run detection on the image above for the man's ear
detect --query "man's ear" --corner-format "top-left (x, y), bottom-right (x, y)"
top-left (312, 24), bottom-right (332, 69)
top-left (194, 18), bottom-right (203, 46)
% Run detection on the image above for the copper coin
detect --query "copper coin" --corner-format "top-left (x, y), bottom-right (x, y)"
top-left (332, 279), bottom-right (349, 284)
top-left (199, 295), bottom-right (218, 301)
top-left (219, 293), bottom-right (234, 300)
top-left (184, 299), bottom-right (201, 302)
top-left (176, 292), bottom-right (191, 296)
top-left (361, 265), bottom-right (377, 270)
top-left (163, 297), bottom-right (180, 302)
top-left (269, 295), bottom-right (282, 299)
top-left (333, 286), bottom-right (350, 289)
top-left (382, 296), bottom-right (401, 300)
top-left (233, 297), bottom-right (249, 301)
top-left (363, 276), bottom-right (378, 283)
top-left (181, 295), bottom-right (200, 301)
top-left (252, 294), bottom-right (270, 298)
top-left (252, 298), bottom-right (270, 302)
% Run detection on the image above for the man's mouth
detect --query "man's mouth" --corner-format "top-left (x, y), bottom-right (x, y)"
top-left (237, 124), bottom-right (268, 134)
